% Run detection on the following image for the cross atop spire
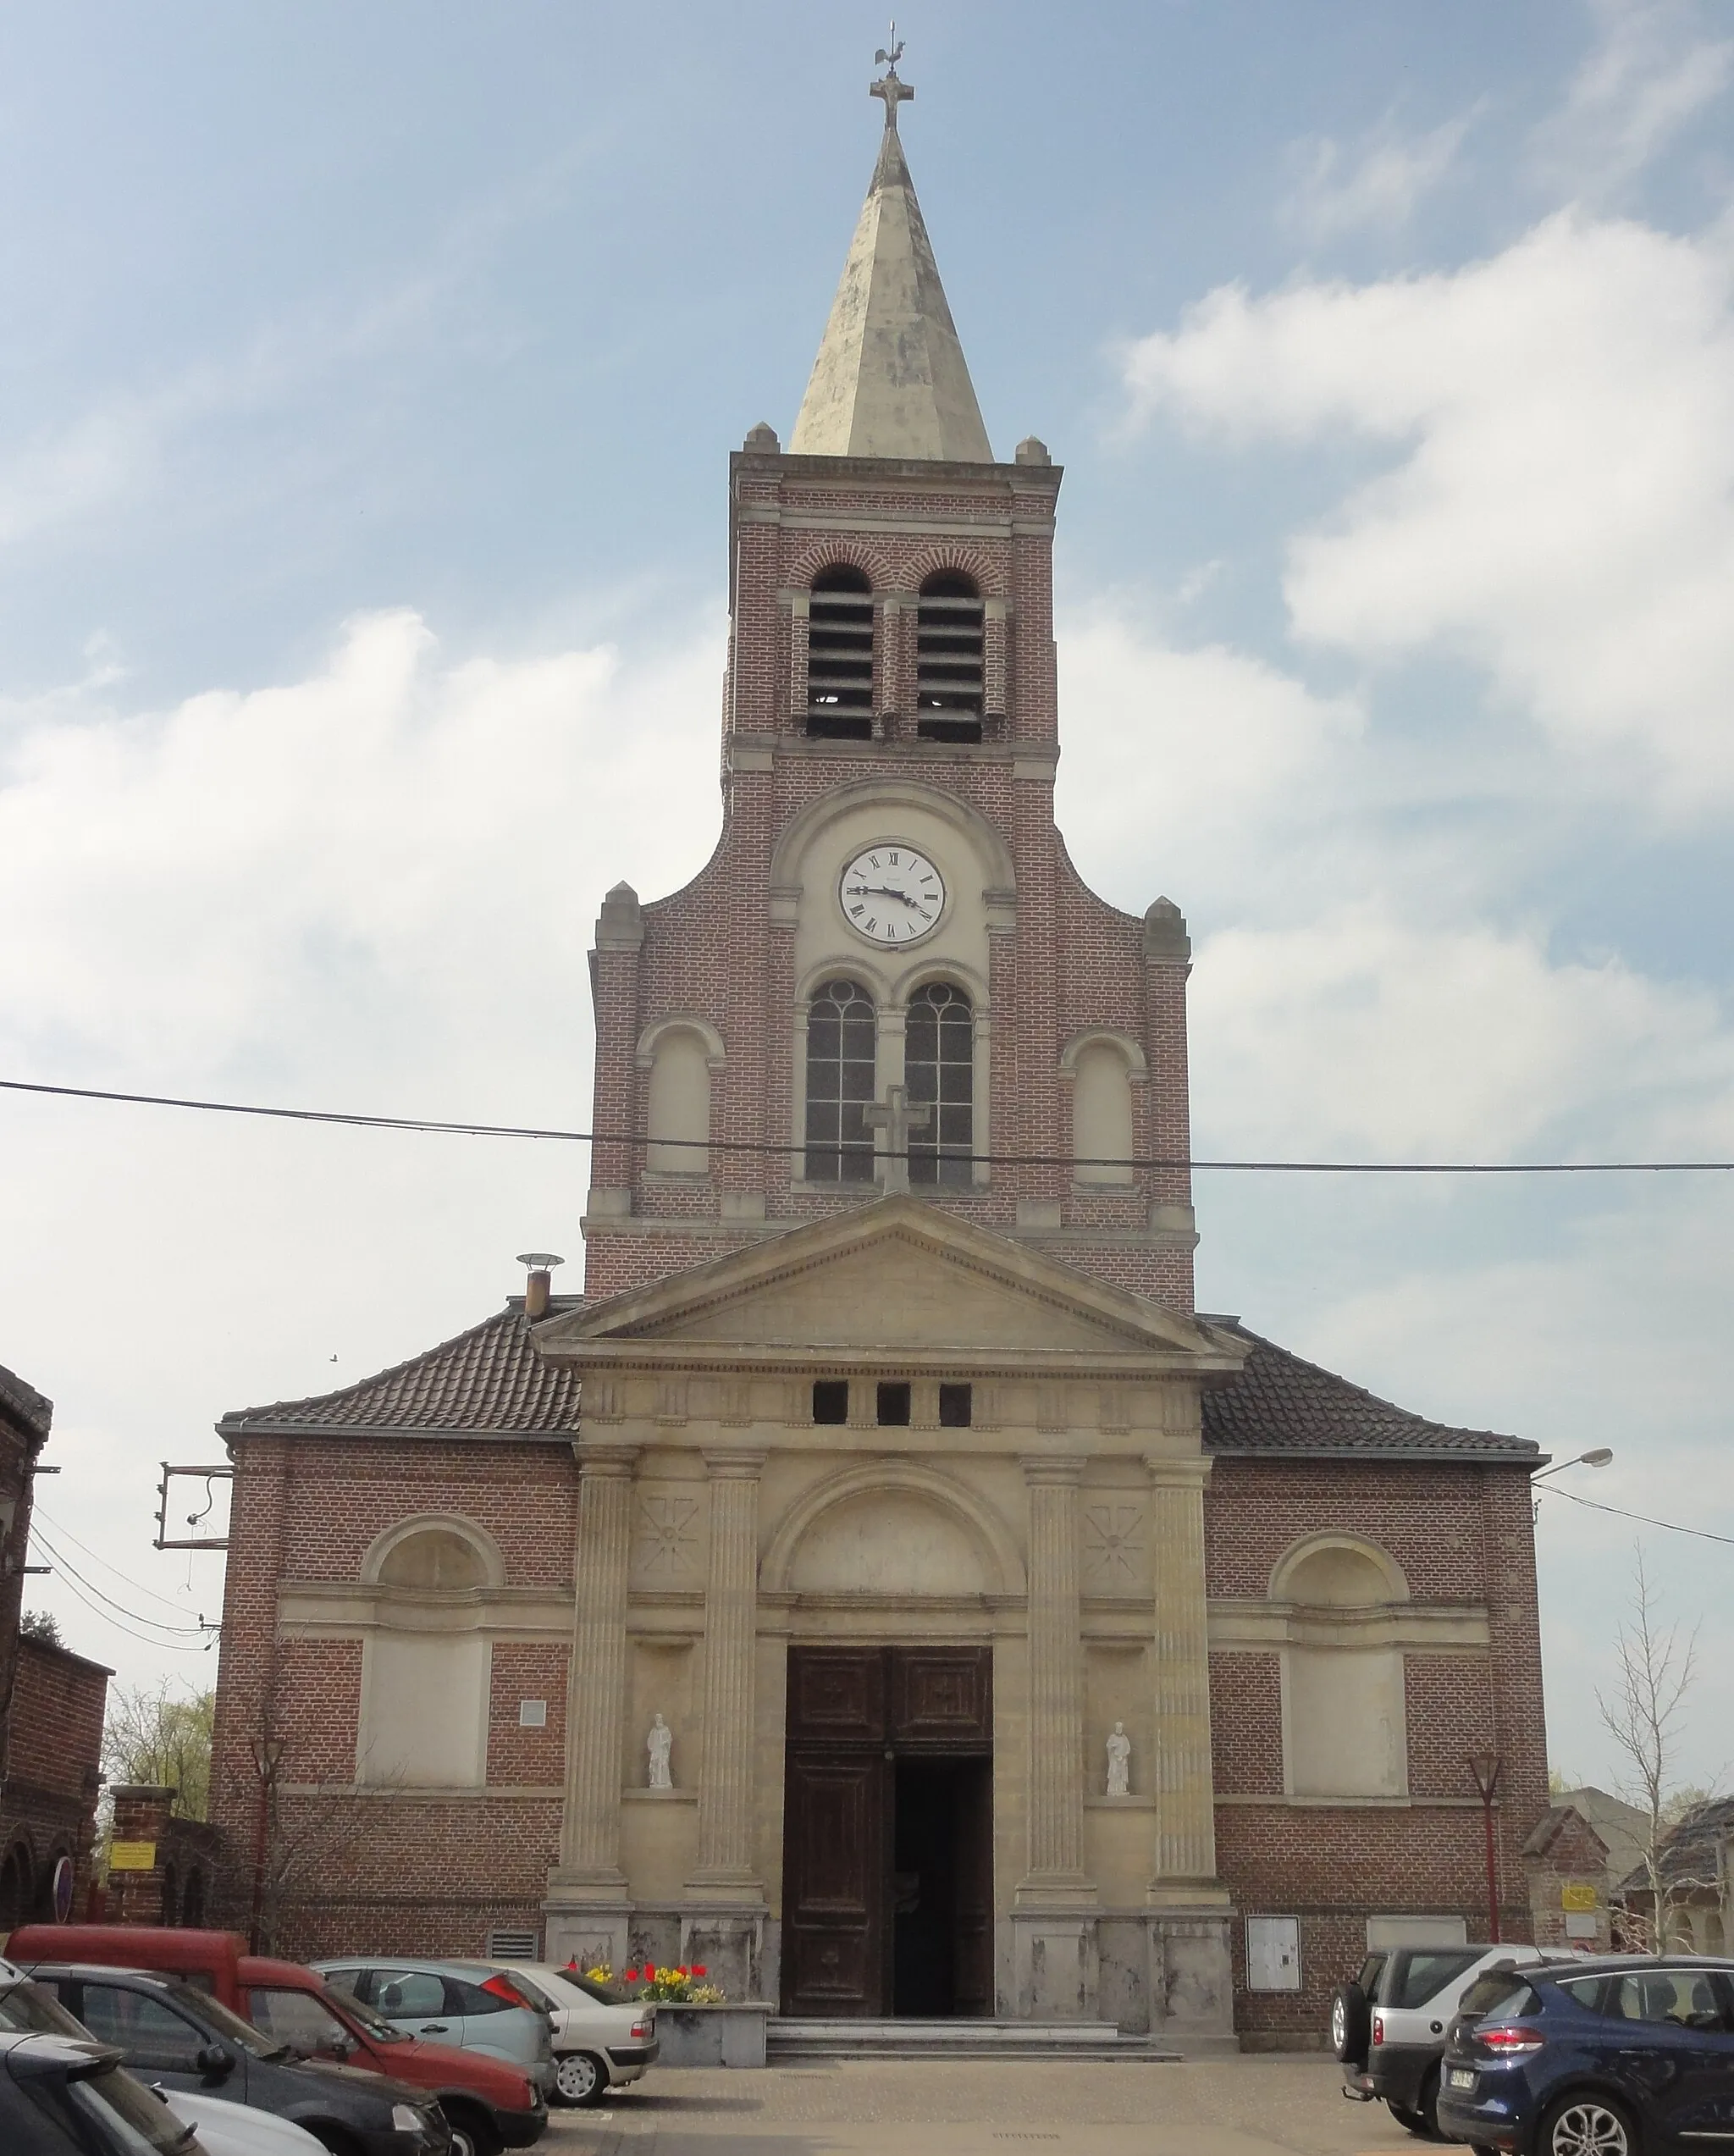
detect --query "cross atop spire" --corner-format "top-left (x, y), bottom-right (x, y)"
top-left (789, 40), bottom-right (992, 463)
top-left (871, 25), bottom-right (914, 131)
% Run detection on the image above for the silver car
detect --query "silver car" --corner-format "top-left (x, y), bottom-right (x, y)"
top-left (486, 1965), bottom-right (657, 2107)
top-left (312, 1959), bottom-right (554, 2098)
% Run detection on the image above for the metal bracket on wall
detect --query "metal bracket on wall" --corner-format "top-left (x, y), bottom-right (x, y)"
top-left (154, 1462), bottom-right (235, 1551)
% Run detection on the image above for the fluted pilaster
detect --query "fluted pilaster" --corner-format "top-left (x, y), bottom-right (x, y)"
top-left (1020, 1457), bottom-right (1092, 1893)
top-left (559, 1444), bottom-right (638, 1884)
top-left (689, 1450), bottom-right (765, 1893)
top-left (1146, 1458), bottom-right (1218, 1893)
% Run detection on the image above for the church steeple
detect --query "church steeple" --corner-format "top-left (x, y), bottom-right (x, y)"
top-left (789, 49), bottom-right (993, 463)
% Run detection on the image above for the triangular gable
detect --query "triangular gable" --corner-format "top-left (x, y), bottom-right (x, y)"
top-left (538, 1197), bottom-right (1243, 1368)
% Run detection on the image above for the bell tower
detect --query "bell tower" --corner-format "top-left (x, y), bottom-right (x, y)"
top-left (583, 54), bottom-right (1197, 1309)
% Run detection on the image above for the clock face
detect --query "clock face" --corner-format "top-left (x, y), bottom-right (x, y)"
top-left (838, 843), bottom-right (946, 946)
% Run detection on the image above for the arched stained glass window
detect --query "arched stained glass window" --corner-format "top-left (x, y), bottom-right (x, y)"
top-left (805, 980), bottom-right (876, 1183)
top-left (907, 981), bottom-right (973, 1187)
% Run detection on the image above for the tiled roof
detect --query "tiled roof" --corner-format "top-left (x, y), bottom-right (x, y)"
top-left (1201, 1320), bottom-right (1538, 1462)
top-left (1619, 1798), bottom-right (1734, 1896)
top-left (218, 1303), bottom-right (583, 1440)
top-left (0, 1360), bottom-right (52, 1445)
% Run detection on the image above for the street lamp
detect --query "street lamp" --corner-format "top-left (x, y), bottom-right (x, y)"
top-left (1532, 1447), bottom-right (1614, 1483)
top-left (1468, 1750), bottom-right (1504, 1943)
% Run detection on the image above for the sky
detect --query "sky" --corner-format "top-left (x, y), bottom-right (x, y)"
top-left (3, 0), bottom-right (1731, 1798)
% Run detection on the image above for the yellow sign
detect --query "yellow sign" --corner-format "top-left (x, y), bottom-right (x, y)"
top-left (1561, 1882), bottom-right (1600, 1911)
top-left (108, 1842), bottom-right (157, 1873)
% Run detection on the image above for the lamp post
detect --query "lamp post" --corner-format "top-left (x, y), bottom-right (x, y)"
top-left (1532, 1446), bottom-right (1614, 1484)
top-left (1468, 1749), bottom-right (1504, 1943)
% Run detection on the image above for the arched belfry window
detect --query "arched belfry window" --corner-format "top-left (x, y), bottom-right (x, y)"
top-left (916, 572), bottom-right (984, 744)
top-left (805, 566), bottom-right (875, 741)
top-left (907, 982), bottom-right (973, 1187)
top-left (805, 980), bottom-right (876, 1183)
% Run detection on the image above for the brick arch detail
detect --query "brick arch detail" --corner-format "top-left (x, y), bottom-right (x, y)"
top-left (903, 542), bottom-right (1007, 599)
top-left (787, 535), bottom-right (898, 590)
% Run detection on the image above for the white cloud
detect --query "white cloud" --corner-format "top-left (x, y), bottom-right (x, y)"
top-left (0, 608), bottom-right (724, 1086)
top-left (1121, 211), bottom-right (1734, 808)
top-left (1284, 108), bottom-right (1478, 241)
top-left (1533, 0), bottom-right (1734, 199)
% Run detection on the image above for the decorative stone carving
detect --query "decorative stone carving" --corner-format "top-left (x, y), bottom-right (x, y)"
top-left (633, 1493), bottom-right (700, 1583)
top-left (647, 1712), bottom-right (673, 1789)
top-left (1083, 1501), bottom-right (1144, 1592)
top-left (1106, 1722), bottom-right (1132, 1798)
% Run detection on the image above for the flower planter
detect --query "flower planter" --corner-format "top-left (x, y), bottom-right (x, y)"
top-left (652, 2001), bottom-right (771, 2068)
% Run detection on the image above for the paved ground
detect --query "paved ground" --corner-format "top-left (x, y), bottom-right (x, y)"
top-left (542, 2057), bottom-right (1426, 2156)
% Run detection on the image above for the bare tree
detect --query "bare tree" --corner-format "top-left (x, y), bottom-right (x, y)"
top-left (102, 1681), bottom-right (214, 1821)
top-left (248, 1698), bottom-right (404, 1956)
top-left (1597, 1547), bottom-right (1720, 1952)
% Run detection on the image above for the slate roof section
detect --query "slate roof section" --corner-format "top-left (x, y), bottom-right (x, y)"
top-left (1199, 1319), bottom-right (1538, 1462)
top-left (218, 1302), bottom-right (584, 1441)
top-left (0, 1360), bottom-right (53, 1446)
top-left (219, 1301), bottom-right (1536, 1465)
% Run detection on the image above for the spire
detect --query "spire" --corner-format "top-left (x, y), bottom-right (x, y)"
top-left (789, 41), bottom-right (993, 463)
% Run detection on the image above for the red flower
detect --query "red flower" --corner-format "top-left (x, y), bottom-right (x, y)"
top-left (693, 1965), bottom-right (707, 1977)
top-left (623, 1967), bottom-right (639, 1982)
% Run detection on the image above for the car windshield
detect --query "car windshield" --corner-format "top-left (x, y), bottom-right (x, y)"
top-left (168, 1986), bottom-right (289, 2061)
top-left (1459, 1973), bottom-right (1543, 2021)
top-left (66, 2062), bottom-right (203, 2155)
top-left (0, 1977), bottom-right (92, 2039)
top-left (321, 1986), bottom-right (408, 2043)
top-left (1392, 1950), bottom-right (1480, 2009)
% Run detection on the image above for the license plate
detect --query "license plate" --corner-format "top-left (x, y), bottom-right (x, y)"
top-left (1447, 2068), bottom-right (1477, 2091)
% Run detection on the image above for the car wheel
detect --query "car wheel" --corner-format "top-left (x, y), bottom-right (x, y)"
top-left (1330, 1981), bottom-right (1372, 2065)
top-left (442, 2106), bottom-right (502, 2156)
top-left (1388, 2099), bottom-right (1429, 2137)
top-left (555, 2051), bottom-right (610, 2106)
top-left (1539, 2093), bottom-right (1640, 2156)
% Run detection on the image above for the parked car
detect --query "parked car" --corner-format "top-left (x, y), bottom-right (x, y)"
top-left (15, 1963), bottom-right (450, 2156)
top-left (0, 2026), bottom-right (208, 2156)
top-left (483, 1964), bottom-right (657, 2107)
top-left (312, 1961), bottom-right (554, 2099)
top-left (1437, 1953), bottom-right (1734, 2156)
top-left (1334, 1940), bottom-right (1549, 2138)
top-left (160, 2088), bottom-right (329, 2156)
top-left (5, 1928), bottom-right (547, 2156)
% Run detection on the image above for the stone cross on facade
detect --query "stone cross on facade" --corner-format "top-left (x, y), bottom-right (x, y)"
top-left (863, 1084), bottom-right (930, 1194)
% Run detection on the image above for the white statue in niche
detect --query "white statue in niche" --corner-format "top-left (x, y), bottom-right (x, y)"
top-left (647, 1713), bottom-right (673, 1789)
top-left (1106, 1722), bottom-right (1132, 1798)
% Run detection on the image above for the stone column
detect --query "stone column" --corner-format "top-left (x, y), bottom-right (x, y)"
top-left (1146, 1458), bottom-right (1219, 1893)
top-left (688, 1451), bottom-right (766, 1894)
top-left (1020, 1457), bottom-right (1091, 1891)
top-left (555, 1444), bottom-right (638, 1889)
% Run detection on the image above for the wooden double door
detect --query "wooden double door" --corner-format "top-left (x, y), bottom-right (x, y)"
top-left (781, 1645), bottom-right (993, 2019)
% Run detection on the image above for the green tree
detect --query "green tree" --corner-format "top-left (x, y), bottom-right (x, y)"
top-left (19, 1610), bottom-right (64, 1646)
top-left (102, 1682), bottom-right (215, 1821)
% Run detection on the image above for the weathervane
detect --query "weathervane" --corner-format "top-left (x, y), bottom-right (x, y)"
top-left (872, 23), bottom-right (914, 130)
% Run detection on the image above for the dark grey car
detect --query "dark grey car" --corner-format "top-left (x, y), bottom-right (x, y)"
top-left (0, 2027), bottom-right (207, 2156)
top-left (19, 1965), bottom-right (450, 2156)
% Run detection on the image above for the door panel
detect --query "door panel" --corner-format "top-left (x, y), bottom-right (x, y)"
top-left (787, 1646), bottom-right (887, 1744)
top-left (782, 1751), bottom-right (886, 2015)
top-left (892, 1648), bottom-right (991, 1749)
top-left (953, 1757), bottom-right (994, 2017)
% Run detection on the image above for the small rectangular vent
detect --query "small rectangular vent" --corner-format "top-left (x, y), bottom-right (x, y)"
top-left (486, 1927), bottom-right (539, 1960)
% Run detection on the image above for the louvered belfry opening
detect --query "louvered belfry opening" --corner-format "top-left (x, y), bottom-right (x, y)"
top-left (916, 571), bottom-right (985, 743)
top-left (805, 564), bottom-right (875, 739)
top-left (907, 981), bottom-right (974, 1188)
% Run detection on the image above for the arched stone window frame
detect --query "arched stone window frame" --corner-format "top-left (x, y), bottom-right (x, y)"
top-left (1267, 1533), bottom-right (1412, 1803)
top-left (635, 1014), bottom-right (726, 1180)
top-left (892, 964), bottom-right (988, 1190)
top-left (762, 1459), bottom-right (1025, 1604)
top-left (360, 1512), bottom-right (506, 1592)
top-left (1058, 1029), bottom-right (1148, 1188)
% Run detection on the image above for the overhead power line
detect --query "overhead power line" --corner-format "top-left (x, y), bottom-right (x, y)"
top-left (33, 1506), bottom-right (211, 1617)
top-left (1541, 1484), bottom-right (1734, 1548)
top-left (29, 1529), bottom-right (212, 1638)
top-left (4, 1075), bottom-right (1731, 1176)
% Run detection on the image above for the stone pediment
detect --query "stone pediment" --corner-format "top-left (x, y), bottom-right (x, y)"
top-left (539, 1197), bottom-right (1243, 1371)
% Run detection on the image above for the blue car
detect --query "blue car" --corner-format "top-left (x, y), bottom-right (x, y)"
top-left (1436, 1954), bottom-right (1734, 2156)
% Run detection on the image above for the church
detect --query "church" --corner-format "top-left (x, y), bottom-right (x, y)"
top-left (207, 62), bottom-right (1550, 2047)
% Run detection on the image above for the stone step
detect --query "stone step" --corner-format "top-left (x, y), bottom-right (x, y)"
top-left (767, 2017), bottom-right (1182, 2061)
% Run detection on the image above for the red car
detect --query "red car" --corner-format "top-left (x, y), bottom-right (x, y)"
top-left (4, 1927), bottom-right (546, 2156)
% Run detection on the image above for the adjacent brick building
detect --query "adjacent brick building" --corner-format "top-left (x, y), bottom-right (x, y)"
top-left (208, 66), bottom-right (1550, 2041)
top-left (1, 1360), bottom-right (111, 1927)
